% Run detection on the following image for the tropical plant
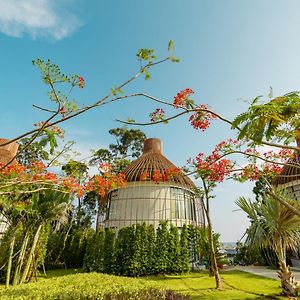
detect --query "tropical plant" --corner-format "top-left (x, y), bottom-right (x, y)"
top-left (236, 191), bottom-right (300, 297)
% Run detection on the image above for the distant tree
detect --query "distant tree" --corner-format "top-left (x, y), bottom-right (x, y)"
top-left (90, 127), bottom-right (146, 174)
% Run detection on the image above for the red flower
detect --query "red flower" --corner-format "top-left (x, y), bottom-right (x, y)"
top-left (78, 76), bottom-right (85, 88)
top-left (173, 88), bottom-right (194, 108)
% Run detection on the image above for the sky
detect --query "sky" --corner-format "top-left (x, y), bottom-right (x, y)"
top-left (1, 0), bottom-right (300, 242)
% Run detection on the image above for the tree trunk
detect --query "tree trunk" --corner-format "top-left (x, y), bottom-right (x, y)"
top-left (5, 234), bottom-right (16, 288)
top-left (278, 260), bottom-right (298, 297)
top-left (13, 233), bottom-right (29, 286)
top-left (206, 212), bottom-right (224, 290)
top-left (54, 221), bottom-right (73, 265)
top-left (20, 224), bottom-right (42, 284)
top-left (202, 178), bottom-right (224, 290)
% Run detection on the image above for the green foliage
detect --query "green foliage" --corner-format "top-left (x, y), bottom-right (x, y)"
top-left (136, 48), bottom-right (157, 62)
top-left (167, 225), bottom-right (182, 273)
top-left (155, 221), bottom-right (170, 274)
top-left (33, 59), bottom-right (73, 86)
top-left (180, 225), bottom-right (190, 273)
top-left (83, 228), bottom-right (105, 273)
top-left (63, 228), bottom-right (92, 269)
top-left (0, 224), bottom-right (50, 284)
top-left (236, 192), bottom-right (300, 265)
top-left (103, 228), bottom-right (116, 274)
top-left (231, 92), bottom-right (300, 144)
top-left (61, 160), bottom-right (88, 179)
top-left (113, 226), bottom-right (135, 276)
top-left (0, 272), bottom-right (179, 300)
top-left (17, 138), bottom-right (49, 166)
top-left (83, 223), bottom-right (213, 277)
top-left (234, 241), bottom-right (270, 266)
top-left (187, 225), bottom-right (200, 270)
top-left (90, 127), bottom-right (146, 173)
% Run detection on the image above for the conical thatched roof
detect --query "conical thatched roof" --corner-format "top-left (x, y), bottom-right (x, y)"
top-left (273, 152), bottom-right (300, 186)
top-left (0, 138), bottom-right (19, 166)
top-left (123, 138), bottom-right (195, 189)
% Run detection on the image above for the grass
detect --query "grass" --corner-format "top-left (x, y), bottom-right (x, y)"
top-left (147, 271), bottom-right (285, 299)
top-left (0, 269), bottom-right (287, 299)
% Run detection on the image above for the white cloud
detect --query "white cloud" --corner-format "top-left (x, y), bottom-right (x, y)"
top-left (0, 0), bottom-right (82, 40)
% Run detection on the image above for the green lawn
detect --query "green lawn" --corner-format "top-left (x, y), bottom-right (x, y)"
top-left (146, 271), bottom-right (285, 299)
top-left (0, 269), bottom-right (287, 299)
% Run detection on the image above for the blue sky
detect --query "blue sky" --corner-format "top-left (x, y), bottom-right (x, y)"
top-left (1, 0), bottom-right (300, 242)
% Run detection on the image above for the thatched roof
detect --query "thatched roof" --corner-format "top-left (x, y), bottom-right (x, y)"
top-left (0, 138), bottom-right (19, 165)
top-left (123, 138), bottom-right (195, 190)
top-left (273, 152), bottom-right (300, 186)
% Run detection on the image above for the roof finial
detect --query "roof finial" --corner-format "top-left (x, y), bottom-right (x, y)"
top-left (143, 138), bottom-right (163, 154)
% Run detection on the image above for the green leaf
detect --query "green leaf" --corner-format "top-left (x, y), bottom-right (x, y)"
top-left (169, 56), bottom-right (180, 63)
top-left (168, 40), bottom-right (174, 52)
top-left (116, 88), bottom-right (124, 94)
top-left (268, 87), bottom-right (273, 99)
top-left (111, 88), bottom-right (117, 96)
top-left (127, 118), bottom-right (135, 123)
top-left (145, 71), bottom-right (151, 80)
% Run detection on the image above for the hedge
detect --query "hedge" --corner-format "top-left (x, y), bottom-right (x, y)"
top-left (82, 223), bottom-right (219, 277)
top-left (0, 273), bottom-right (190, 300)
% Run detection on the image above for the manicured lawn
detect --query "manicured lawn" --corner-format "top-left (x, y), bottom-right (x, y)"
top-left (0, 269), bottom-right (287, 299)
top-left (147, 271), bottom-right (284, 299)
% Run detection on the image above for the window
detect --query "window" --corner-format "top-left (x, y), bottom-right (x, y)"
top-left (106, 190), bottom-right (118, 220)
top-left (171, 187), bottom-right (195, 220)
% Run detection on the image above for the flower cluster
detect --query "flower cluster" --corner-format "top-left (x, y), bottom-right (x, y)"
top-left (189, 105), bottom-right (217, 131)
top-left (89, 173), bottom-right (126, 197)
top-left (139, 167), bottom-right (181, 183)
top-left (173, 88), bottom-right (194, 108)
top-left (194, 152), bottom-right (234, 182)
top-left (149, 108), bottom-right (165, 123)
top-left (0, 158), bottom-right (127, 200)
top-left (78, 76), bottom-right (85, 88)
top-left (59, 107), bottom-right (66, 118)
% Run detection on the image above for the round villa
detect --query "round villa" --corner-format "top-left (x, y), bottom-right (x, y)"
top-left (101, 138), bottom-right (205, 230)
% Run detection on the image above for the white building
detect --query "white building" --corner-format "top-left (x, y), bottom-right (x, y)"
top-left (101, 138), bottom-right (205, 230)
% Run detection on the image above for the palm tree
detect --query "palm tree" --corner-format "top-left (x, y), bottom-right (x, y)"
top-left (236, 191), bottom-right (300, 297)
top-left (19, 189), bottom-right (71, 283)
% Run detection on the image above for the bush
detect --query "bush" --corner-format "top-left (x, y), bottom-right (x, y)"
top-left (46, 226), bottom-right (94, 270)
top-left (0, 272), bottom-right (190, 300)
top-left (83, 223), bottom-right (219, 277)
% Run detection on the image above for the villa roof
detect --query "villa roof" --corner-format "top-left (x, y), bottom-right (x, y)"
top-left (123, 138), bottom-right (196, 190)
top-left (0, 138), bottom-right (19, 166)
top-left (273, 151), bottom-right (300, 186)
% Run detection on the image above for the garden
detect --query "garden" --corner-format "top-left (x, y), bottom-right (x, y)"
top-left (0, 41), bottom-right (300, 300)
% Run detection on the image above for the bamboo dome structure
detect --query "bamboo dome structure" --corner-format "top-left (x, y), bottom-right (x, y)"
top-left (273, 143), bottom-right (300, 200)
top-left (103, 138), bottom-right (205, 229)
top-left (0, 138), bottom-right (19, 240)
top-left (0, 138), bottom-right (19, 166)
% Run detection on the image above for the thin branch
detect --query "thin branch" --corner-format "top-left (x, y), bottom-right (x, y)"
top-left (32, 105), bottom-right (56, 113)
top-left (46, 141), bottom-right (75, 168)
top-left (0, 188), bottom-right (70, 196)
top-left (0, 58), bottom-right (170, 147)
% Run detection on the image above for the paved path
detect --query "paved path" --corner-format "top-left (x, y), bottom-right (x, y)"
top-left (229, 265), bottom-right (300, 282)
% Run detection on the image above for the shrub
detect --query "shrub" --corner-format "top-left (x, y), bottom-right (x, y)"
top-left (83, 228), bottom-right (105, 272)
top-left (180, 225), bottom-right (190, 273)
top-left (0, 272), bottom-right (190, 299)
